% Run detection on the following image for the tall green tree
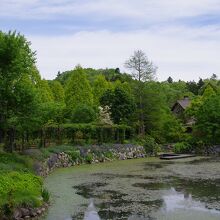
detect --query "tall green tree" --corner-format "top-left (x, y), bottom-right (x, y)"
top-left (65, 66), bottom-right (93, 112)
top-left (0, 31), bottom-right (38, 151)
top-left (125, 50), bottom-right (157, 135)
top-left (194, 92), bottom-right (220, 145)
top-left (100, 87), bottom-right (136, 124)
top-left (49, 80), bottom-right (65, 103)
top-left (92, 75), bottom-right (110, 106)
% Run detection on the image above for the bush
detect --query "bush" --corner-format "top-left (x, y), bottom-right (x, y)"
top-left (0, 152), bottom-right (34, 172)
top-left (65, 150), bottom-right (82, 162)
top-left (85, 153), bottom-right (93, 164)
top-left (71, 105), bottom-right (96, 123)
top-left (42, 188), bottom-right (50, 203)
top-left (103, 151), bottom-right (114, 159)
top-left (0, 171), bottom-right (43, 215)
top-left (143, 135), bottom-right (160, 156)
top-left (174, 142), bottom-right (191, 154)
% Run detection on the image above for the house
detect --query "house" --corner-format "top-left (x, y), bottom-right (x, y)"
top-left (171, 96), bottom-right (194, 132)
top-left (171, 96), bottom-right (191, 116)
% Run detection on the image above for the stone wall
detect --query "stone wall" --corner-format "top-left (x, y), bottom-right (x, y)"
top-left (35, 144), bottom-right (146, 177)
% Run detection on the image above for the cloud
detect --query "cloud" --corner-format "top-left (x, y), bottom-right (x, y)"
top-left (1, 1), bottom-right (220, 81)
top-left (28, 25), bottom-right (220, 81)
top-left (1, 0), bottom-right (220, 25)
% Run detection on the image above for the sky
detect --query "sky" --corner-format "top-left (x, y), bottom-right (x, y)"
top-left (1, 0), bottom-right (220, 81)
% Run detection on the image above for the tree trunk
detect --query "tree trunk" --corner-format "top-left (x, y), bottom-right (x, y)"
top-left (137, 81), bottom-right (145, 136)
top-left (8, 128), bottom-right (15, 153)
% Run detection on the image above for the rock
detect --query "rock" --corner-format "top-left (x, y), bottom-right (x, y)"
top-left (20, 208), bottom-right (29, 217)
top-left (24, 216), bottom-right (30, 219)
top-left (14, 209), bottom-right (22, 219)
top-left (29, 208), bottom-right (37, 217)
top-left (36, 209), bottom-right (42, 215)
top-left (127, 152), bottom-right (133, 159)
top-left (119, 153), bottom-right (126, 160)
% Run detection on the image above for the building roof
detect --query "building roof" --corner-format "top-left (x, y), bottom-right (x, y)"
top-left (171, 97), bottom-right (191, 111)
top-left (176, 98), bottom-right (191, 109)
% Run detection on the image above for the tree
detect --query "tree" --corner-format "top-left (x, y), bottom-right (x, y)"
top-left (37, 79), bottom-right (54, 103)
top-left (124, 50), bottom-right (157, 82)
top-left (100, 88), bottom-right (136, 124)
top-left (49, 80), bottom-right (65, 103)
top-left (65, 66), bottom-right (93, 112)
top-left (210, 73), bottom-right (217, 80)
top-left (0, 31), bottom-right (38, 152)
top-left (167, 76), bottom-right (173, 83)
top-left (197, 78), bottom-right (204, 91)
top-left (92, 75), bottom-right (110, 106)
top-left (194, 92), bottom-right (220, 145)
top-left (124, 50), bottom-right (157, 135)
top-left (71, 105), bottom-right (96, 123)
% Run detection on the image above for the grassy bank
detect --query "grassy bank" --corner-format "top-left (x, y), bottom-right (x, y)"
top-left (0, 151), bottom-right (47, 218)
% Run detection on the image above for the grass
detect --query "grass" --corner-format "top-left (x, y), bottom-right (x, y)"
top-left (0, 152), bottom-right (45, 217)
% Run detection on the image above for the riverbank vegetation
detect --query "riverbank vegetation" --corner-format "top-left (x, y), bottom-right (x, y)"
top-left (1, 30), bottom-right (220, 217)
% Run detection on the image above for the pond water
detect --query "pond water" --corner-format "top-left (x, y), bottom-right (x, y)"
top-left (43, 157), bottom-right (220, 220)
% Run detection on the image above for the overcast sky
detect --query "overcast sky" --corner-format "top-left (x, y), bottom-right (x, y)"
top-left (1, 0), bottom-right (220, 81)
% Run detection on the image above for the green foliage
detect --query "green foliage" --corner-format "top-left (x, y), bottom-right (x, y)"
top-left (49, 80), bottom-right (65, 103)
top-left (194, 92), bottom-right (220, 144)
top-left (42, 188), bottom-right (50, 202)
top-left (143, 135), bottom-right (160, 156)
top-left (65, 150), bottom-right (81, 162)
top-left (0, 31), bottom-right (41, 151)
top-left (0, 171), bottom-right (43, 210)
top-left (100, 87), bottom-right (136, 124)
top-left (0, 152), bottom-right (33, 172)
top-left (103, 151), bottom-right (114, 159)
top-left (160, 115), bottom-right (185, 143)
top-left (92, 75), bottom-right (110, 105)
top-left (0, 151), bottom-right (44, 216)
top-left (174, 142), bottom-right (191, 154)
top-left (71, 105), bottom-right (96, 123)
top-left (85, 153), bottom-right (93, 164)
top-left (37, 79), bottom-right (54, 103)
top-left (65, 66), bottom-right (93, 112)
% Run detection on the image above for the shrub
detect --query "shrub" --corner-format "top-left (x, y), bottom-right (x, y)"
top-left (85, 153), bottom-right (93, 164)
top-left (0, 171), bottom-right (43, 213)
top-left (0, 152), bottom-right (34, 172)
top-left (71, 105), bottom-right (96, 123)
top-left (174, 142), bottom-right (191, 154)
top-left (103, 151), bottom-right (114, 159)
top-left (143, 135), bottom-right (160, 156)
top-left (42, 188), bottom-right (50, 203)
top-left (65, 150), bottom-right (81, 162)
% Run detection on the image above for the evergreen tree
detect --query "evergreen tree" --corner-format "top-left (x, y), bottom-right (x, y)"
top-left (49, 80), bottom-right (65, 103)
top-left (65, 66), bottom-right (93, 112)
top-left (167, 76), bottom-right (173, 83)
top-left (93, 75), bottom-right (110, 106)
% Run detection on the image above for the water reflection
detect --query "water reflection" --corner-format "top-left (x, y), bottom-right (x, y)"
top-left (162, 187), bottom-right (220, 214)
top-left (83, 187), bottom-right (220, 220)
top-left (84, 199), bottom-right (100, 220)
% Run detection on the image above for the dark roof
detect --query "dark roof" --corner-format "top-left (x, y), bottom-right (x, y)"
top-left (177, 98), bottom-right (191, 109)
top-left (172, 97), bottom-right (191, 111)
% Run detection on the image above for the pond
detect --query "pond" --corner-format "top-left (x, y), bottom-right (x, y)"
top-left (43, 157), bottom-right (220, 220)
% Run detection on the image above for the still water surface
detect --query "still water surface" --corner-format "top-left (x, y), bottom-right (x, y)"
top-left (43, 157), bottom-right (220, 220)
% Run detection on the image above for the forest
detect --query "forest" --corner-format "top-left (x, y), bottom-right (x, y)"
top-left (1, 31), bottom-right (220, 154)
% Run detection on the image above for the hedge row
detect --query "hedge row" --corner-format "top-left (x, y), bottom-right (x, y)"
top-left (5, 123), bottom-right (134, 149)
